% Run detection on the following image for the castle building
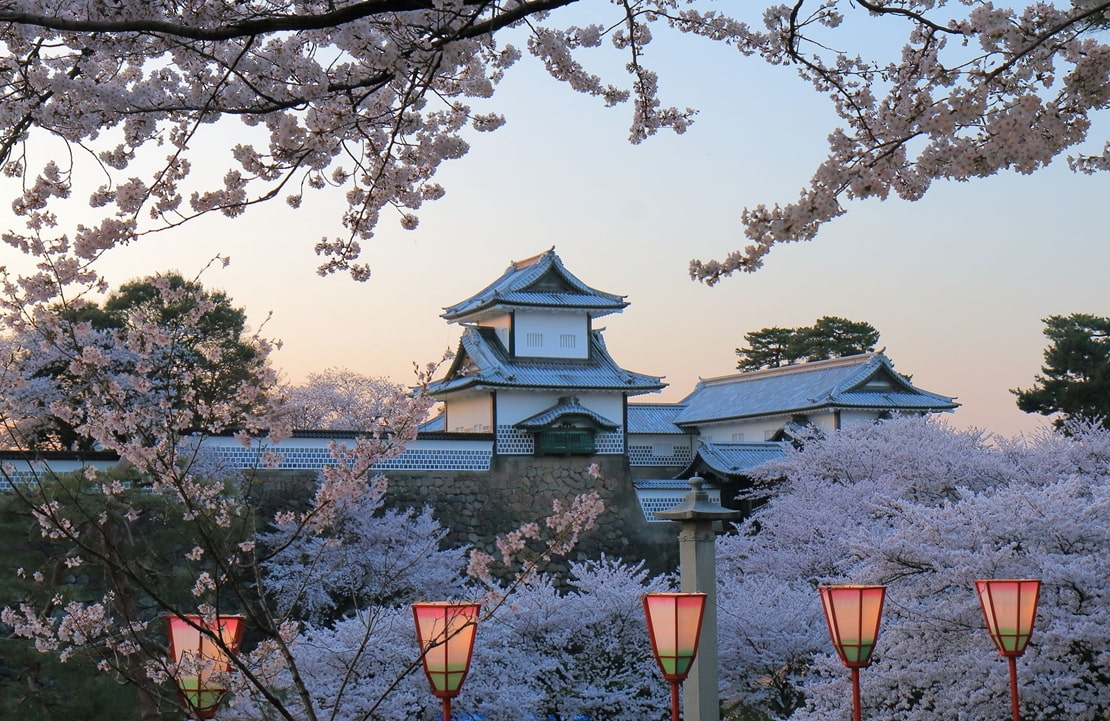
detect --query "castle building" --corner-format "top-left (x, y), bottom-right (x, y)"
top-left (625, 352), bottom-right (959, 517)
top-left (421, 248), bottom-right (958, 522)
top-left (426, 248), bottom-right (665, 457)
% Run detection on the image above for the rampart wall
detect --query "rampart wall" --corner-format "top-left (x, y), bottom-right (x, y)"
top-left (248, 454), bottom-right (679, 576)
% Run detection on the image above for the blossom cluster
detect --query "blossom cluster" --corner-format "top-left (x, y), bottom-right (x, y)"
top-left (716, 416), bottom-right (1110, 721)
top-left (688, 1), bottom-right (1110, 282)
top-left (1, 2), bottom-right (1105, 287)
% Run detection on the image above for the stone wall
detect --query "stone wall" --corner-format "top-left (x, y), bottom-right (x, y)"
top-left (250, 455), bottom-right (681, 576)
top-left (380, 454), bottom-right (680, 575)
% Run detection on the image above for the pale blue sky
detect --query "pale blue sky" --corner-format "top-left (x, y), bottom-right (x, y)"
top-left (12, 9), bottom-right (1110, 438)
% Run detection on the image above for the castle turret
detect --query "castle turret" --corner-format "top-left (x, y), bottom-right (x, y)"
top-left (428, 248), bottom-right (665, 456)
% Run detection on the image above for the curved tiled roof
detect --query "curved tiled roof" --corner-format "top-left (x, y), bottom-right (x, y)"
top-left (441, 248), bottom-right (627, 321)
top-left (674, 352), bottom-right (957, 426)
top-left (688, 441), bottom-right (787, 476)
top-left (428, 327), bottom-right (666, 396)
top-left (516, 396), bottom-right (620, 430)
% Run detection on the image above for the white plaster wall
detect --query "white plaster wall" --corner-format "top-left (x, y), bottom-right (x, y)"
top-left (512, 310), bottom-right (588, 359)
top-left (839, 410), bottom-right (885, 428)
top-left (482, 314), bottom-right (512, 350)
top-left (693, 410), bottom-right (886, 441)
top-left (695, 418), bottom-right (786, 443)
top-left (628, 433), bottom-right (694, 456)
top-left (496, 391), bottom-right (623, 425)
top-left (445, 393), bottom-right (493, 432)
top-left (811, 414), bottom-right (841, 433)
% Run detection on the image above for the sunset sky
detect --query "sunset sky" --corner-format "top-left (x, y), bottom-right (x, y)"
top-left (10, 9), bottom-right (1110, 439)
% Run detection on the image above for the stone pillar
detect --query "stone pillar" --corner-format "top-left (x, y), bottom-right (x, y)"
top-left (655, 477), bottom-right (742, 721)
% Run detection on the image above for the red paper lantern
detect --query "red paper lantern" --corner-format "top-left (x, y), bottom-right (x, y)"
top-left (976, 579), bottom-right (1041, 721)
top-left (819, 585), bottom-right (886, 721)
top-left (643, 593), bottom-right (707, 721)
top-left (412, 602), bottom-right (481, 721)
top-left (166, 614), bottom-right (245, 720)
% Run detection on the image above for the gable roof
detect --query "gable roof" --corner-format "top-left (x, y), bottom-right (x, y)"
top-left (674, 352), bottom-right (957, 426)
top-left (516, 396), bottom-right (620, 430)
top-left (427, 326), bottom-right (666, 396)
top-left (441, 248), bottom-right (628, 322)
top-left (683, 441), bottom-right (788, 477)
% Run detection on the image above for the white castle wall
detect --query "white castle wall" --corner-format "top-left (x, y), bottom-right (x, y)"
top-left (511, 310), bottom-right (588, 359)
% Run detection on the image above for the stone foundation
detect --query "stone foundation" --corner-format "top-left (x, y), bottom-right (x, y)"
top-left (251, 455), bottom-right (680, 576)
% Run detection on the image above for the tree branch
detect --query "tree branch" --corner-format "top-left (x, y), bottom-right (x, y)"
top-left (0, 0), bottom-right (580, 42)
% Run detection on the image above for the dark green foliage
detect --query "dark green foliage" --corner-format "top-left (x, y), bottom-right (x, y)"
top-left (736, 317), bottom-right (880, 372)
top-left (736, 327), bottom-right (802, 370)
top-left (17, 272), bottom-right (263, 451)
top-left (0, 468), bottom-right (258, 721)
top-left (0, 485), bottom-right (121, 721)
top-left (102, 273), bottom-right (263, 429)
top-left (1013, 313), bottom-right (1110, 431)
top-left (802, 316), bottom-right (881, 362)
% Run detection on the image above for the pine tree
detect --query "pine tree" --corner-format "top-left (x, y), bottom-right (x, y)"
top-left (1013, 313), bottom-right (1110, 431)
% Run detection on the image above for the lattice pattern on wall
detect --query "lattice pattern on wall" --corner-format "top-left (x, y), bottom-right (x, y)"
top-left (210, 445), bottom-right (492, 472)
top-left (374, 448), bottom-right (491, 471)
top-left (595, 429), bottom-right (624, 454)
top-left (496, 426), bottom-right (625, 455)
top-left (636, 486), bottom-right (722, 522)
top-left (0, 470), bottom-right (36, 491)
top-left (0, 463), bottom-right (118, 490)
top-left (496, 425), bottom-right (535, 455)
top-left (627, 444), bottom-right (693, 467)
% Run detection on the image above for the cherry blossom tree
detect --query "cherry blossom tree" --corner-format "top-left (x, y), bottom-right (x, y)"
top-left (2, 1), bottom-right (1109, 286)
top-left (0, 270), bottom-right (293, 719)
top-left (280, 367), bottom-right (412, 432)
top-left (228, 555), bottom-right (669, 721)
top-left (0, 268), bottom-right (268, 450)
top-left (716, 416), bottom-right (1110, 721)
top-left (0, 263), bottom-right (614, 720)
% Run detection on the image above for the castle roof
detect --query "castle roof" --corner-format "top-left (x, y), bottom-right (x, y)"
top-left (441, 248), bottom-right (627, 322)
top-left (682, 441), bottom-right (788, 477)
top-left (428, 326), bottom-right (665, 396)
top-left (626, 403), bottom-right (687, 434)
top-left (674, 352), bottom-right (958, 426)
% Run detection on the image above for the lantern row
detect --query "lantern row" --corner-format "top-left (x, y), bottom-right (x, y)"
top-left (164, 579), bottom-right (1040, 721)
top-left (820, 580), bottom-right (1041, 721)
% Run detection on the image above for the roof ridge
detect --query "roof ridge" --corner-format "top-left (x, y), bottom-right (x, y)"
top-left (441, 248), bottom-right (627, 321)
top-left (510, 246), bottom-right (555, 269)
top-left (699, 352), bottom-right (875, 386)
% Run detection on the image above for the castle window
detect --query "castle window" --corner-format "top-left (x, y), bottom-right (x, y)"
top-left (526, 332), bottom-right (543, 347)
top-left (535, 426), bottom-right (596, 455)
top-left (559, 333), bottom-right (576, 348)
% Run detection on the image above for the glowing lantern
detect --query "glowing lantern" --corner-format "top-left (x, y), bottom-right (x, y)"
top-left (643, 592), bottom-right (707, 721)
top-left (166, 614), bottom-right (245, 720)
top-left (976, 579), bottom-right (1041, 721)
top-left (412, 602), bottom-right (481, 721)
top-left (819, 585), bottom-right (886, 721)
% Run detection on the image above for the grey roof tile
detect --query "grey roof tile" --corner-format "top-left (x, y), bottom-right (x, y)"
top-left (674, 353), bottom-right (957, 425)
top-left (627, 403), bottom-right (688, 434)
top-left (516, 396), bottom-right (620, 430)
top-left (442, 248), bottom-right (627, 321)
top-left (693, 441), bottom-right (787, 475)
top-left (428, 327), bottom-right (665, 395)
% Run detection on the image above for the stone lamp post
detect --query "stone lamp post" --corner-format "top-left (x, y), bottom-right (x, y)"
top-left (655, 476), bottom-right (742, 721)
